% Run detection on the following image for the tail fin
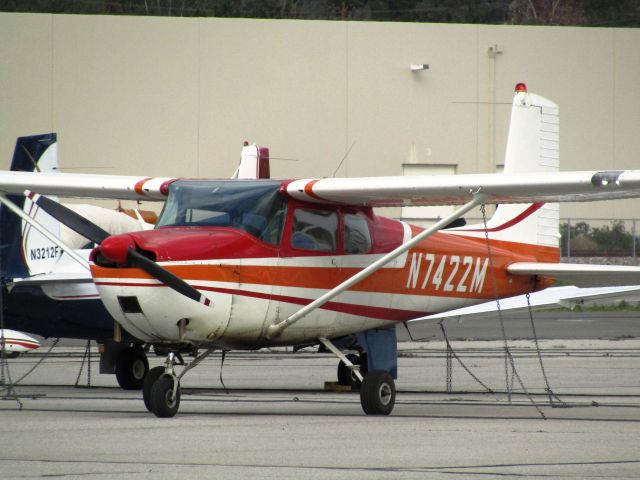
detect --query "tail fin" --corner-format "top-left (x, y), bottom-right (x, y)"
top-left (0, 133), bottom-right (60, 279)
top-left (233, 143), bottom-right (270, 179)
top-left (452, 84), bottom-right (560, 259)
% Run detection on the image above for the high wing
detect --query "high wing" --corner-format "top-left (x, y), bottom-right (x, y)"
top-left (409, 285), bottom-right (640, 324)
top-left (285, 170), bottom-right (640, 207)
top-left (0, 142), bottom-right (270, 201)
top-left (0, 171), bottom-right (174, 201)
top-left (1, 169), bottom-right (640, 205)
top-left (0, 170), bottom-right (640, 206)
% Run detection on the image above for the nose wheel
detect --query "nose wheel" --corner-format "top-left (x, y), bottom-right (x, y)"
top-left (149, 373), bottom-right (181, 417)
top-left (144, 352), bottom-right (181, 417)
top-left (143, 348), bottom-right (214, 417)
top-left (142, 366), bottom-right (166, 412)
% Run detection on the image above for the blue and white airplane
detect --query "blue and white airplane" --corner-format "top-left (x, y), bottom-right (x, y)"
top-left (0, 133), bottom-right (152, 387)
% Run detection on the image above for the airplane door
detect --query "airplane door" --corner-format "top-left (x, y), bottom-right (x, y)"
top-left (222, 202), bottom-right (288, 345)
top-left (223, 257), bottom-right (272, 345)
top-left (274, 206), bottom-right (342, 340)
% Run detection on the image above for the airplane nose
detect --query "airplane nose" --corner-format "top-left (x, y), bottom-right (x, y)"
top-left (98, 234), bottom-right (136, 264)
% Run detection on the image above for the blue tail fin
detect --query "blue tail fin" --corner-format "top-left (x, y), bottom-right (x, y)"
top-left (0, 133), bottom-right (58, 279)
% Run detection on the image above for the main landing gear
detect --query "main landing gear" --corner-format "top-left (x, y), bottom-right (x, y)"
top-left (360, 370), bottom-right (395, 415)
top-left (115, 345), bottom-right (149, 390)
top-left (100, 342), bottom-right (149, 390)
top-left (320, 337), bottom-right (396, 416)
top-left (143, 349), bottom-right (214, 418)
top-left (337, 353), bottom-right (367, 389)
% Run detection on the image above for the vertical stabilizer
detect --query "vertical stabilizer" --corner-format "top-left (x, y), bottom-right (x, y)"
top-left (491, 83), bottom-right (560, 248)
top-left (0, 133), bottom-right (60, 278)
top-left (234, 143), bottom-right (270, 179)
top-left (450, 83), bottom-right (560, 261)
top-left (451, 84), bottom-right (560, 257)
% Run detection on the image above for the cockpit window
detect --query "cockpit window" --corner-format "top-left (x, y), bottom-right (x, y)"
top-left (291, 208), bottom-right (338, 252)
top-left (157, 180), bottom-right (286, 245)
top-left (344, 213), bottom-right (372, 254)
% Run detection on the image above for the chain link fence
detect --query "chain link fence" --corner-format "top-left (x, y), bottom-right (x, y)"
top-left (447, 217), bottom-right (640, 260)
top-left (561, 218), bottom-right (639, 259)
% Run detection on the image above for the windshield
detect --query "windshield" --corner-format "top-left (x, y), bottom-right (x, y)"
top-left (157, 180), bottom-right (287, 245)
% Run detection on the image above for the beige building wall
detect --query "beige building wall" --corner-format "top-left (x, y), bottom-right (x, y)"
top-left (1, 13), bottom-right (639, 220)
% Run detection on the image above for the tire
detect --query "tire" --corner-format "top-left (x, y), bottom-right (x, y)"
top-left (142, 366), bottom-right (165, 412)
top-left (115, 346), bottom-right (149, 390)
top-left (149, 374), bottom-right (181, 418)
top-left (360, 370), bottom-right (396, 416)
top-left (337, 354), bottom-right (362, 388)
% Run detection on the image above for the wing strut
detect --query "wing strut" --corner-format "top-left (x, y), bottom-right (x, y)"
top-left (266, 194), bottom-right (487, 339)
top-left (0, 194), bottom-right (89, 270)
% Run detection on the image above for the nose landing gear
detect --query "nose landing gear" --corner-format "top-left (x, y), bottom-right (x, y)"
top-left (143, 348), bottom-right (214, 418)
top-left (150, 372), bottom-right (181, 417)
top-left (115, 345), bottom-right (149, 390)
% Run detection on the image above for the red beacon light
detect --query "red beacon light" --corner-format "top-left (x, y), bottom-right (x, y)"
top-left (514, 82), bottom-right (527, 93)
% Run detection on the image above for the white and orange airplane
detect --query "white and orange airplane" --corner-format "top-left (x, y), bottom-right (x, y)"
top-left (2, 83), bottom-right (640, 417)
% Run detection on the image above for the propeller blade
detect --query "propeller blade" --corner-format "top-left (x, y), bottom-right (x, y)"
top-left (26, 191), bottom-right (110, 244)
top-left (26, 191), bottom-right (211, 307)
top-left (127, 248), bottom-right (212, 307)
top-left (25, 191), bottom-right (211, 306)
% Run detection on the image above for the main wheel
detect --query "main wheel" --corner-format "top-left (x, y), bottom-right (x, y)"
top-left (115, 346), bottom-right (149, 390)
top-left (149, 374), bottom-right (181, 418)
top-left (337, 353), bottom-right (364, 388)
top-left (360, 370), bottom-right (396, 415)
top-left (142, 366), bottom-right (165, 412)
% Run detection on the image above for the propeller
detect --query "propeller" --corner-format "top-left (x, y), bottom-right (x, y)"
top-left (27, 192), bottom-right (109, 244)
top-left (126, 249), bottom-right (211, 306)
top-left (26, 191), bottom-right (212, 307)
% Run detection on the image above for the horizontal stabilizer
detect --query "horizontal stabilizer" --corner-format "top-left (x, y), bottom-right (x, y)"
top-left (12, 271), bottom-right (93, 286)
top-left (508, 262), bottom-right (640, 287)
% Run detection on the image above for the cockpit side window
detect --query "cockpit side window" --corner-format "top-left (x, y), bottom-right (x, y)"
top-left (344, 212), bottom-right (372, 254)
top-left (291, 208), bottom-right (338, 252)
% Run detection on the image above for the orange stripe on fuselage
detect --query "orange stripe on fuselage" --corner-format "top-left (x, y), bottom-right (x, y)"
top-left (91, 230), bottom-right (559, 300)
